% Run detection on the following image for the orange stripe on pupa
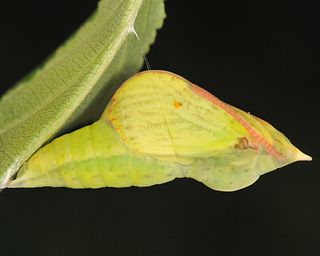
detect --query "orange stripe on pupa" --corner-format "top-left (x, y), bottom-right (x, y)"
top-left (191, 84), bottom-right (282, 160)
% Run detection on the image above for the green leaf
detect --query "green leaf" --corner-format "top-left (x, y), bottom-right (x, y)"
top-left (0, 0), bottom-right (165, 186)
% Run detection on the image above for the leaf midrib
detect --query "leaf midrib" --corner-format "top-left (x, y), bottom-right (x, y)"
top-left (0, 0), bottom-right (143, 136)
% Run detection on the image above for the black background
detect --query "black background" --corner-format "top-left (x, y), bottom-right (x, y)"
top-left (0, 1), bottom-right (318, 255)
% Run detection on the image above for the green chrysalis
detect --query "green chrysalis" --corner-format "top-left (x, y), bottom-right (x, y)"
top-left (6, 71), bottom-right (311, 191)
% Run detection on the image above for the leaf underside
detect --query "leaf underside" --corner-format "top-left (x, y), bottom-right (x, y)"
top-left (0, 0), bottom-right (165, 186)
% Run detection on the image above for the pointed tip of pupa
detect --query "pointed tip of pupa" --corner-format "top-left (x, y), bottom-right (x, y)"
top-left (294, 150), bottom-right (312, 162)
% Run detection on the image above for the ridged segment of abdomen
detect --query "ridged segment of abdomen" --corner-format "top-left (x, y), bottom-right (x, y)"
top-left (9, 120), bottom-right (124, 188)
top-left (9, 120), bottom-right (180, 188)
top-left (46, 155), bottom-right (178, 188)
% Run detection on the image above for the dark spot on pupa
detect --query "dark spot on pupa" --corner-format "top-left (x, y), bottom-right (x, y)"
top-left (235, 137), bottom-right (250, 150)
top-left (173, 100), bottom-right (182, 109)
top-left (129, 136), bottom-right (135, 141)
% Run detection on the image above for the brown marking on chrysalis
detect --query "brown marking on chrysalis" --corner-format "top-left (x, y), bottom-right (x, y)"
top-left (190, 84), bottom-right (282, 160)
top-left (107, 98), bottom-right (116, 113)
top-left (173, 100), bottom-right (182, 109)
top-left (235, 137), bottom-right (251, 150)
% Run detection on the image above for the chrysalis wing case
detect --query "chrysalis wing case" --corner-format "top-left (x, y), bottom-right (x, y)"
top-left (7, 71), bottom-right (312, 191)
